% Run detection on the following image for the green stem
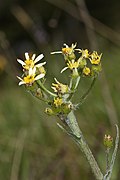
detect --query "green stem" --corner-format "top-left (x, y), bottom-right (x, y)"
top-left (106, 148), bottom-right (110, 172)
top-left (37, 80), bottom-right (57, 97)
top-left (65, 111), bottom-right (103, 180)
top-left (68, 75), bottom-right (80, 101)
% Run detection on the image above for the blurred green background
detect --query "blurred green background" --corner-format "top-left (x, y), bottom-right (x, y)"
top-left (0, 0), bottom-right (120, 179)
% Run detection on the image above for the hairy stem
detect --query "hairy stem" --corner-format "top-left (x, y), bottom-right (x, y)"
top-left (65, 111), bottom-right (103, 180)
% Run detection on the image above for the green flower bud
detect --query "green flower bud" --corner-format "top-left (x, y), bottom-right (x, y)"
top-left (62, 43), bottom-right (76, 61)
top-left (45, 108), bottom-right (54, 115)
top-left (79, 58), bottom-right (87, 69)
top-left (62, 103), bottom-right (72, 114)
top-left (104, 134), bottom-right (113, 149)
top-left (91, 64), bottom-right (102, 77)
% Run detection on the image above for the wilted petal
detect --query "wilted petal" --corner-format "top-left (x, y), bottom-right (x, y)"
top-left (61, 67), bottom-right (68, 73)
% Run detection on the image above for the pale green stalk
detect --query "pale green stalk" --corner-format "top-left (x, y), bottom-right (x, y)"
top-left (64, 111), bottom-right (104, 180)
top-left (58, 111), bottom-right (119, 180)
top-left (68, 73), bottom-right (80, 101)
top-left (37, 80), bottom-right (57, 97)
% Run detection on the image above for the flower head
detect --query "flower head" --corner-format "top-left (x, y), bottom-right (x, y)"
top-left (77, 49), bottom-right (89, 58)
top-left (17, 67), bottom-right (45, 86)
top-left (51, 43), bottom-right (76, 61)
top-left (83, 67), bottom-right (90, 76)
top-left (17, 53), bottom-right (46, 70)
top-left (89, 51), bottom-right (102, 65)
top-left (104, 134), bottom-right (113, 149)
top-left (67, 60), bottom-right (79, 69)
top-left (51, 78), bottom-right (68, 94)
top-left (53, 97), bottom-right (63, 107)
top-left (62, 43), bottom-right (76, 55)
top-left (61, 60), bottom-right (79, 73)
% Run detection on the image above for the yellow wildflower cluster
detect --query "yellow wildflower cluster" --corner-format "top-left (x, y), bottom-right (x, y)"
top-left (48, 78), bottom-right (71, 115)
top-left (51, 44), bottom-right (102, 77)
top-left (78, 49), bottom-right (102, 76)
top-left (17, 44), bottom-right (102, 117)
top-left (17, 53), bottom-right (46, 86)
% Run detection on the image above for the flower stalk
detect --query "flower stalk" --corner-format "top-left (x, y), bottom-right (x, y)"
top-left (64, 111), bottom-right (103, 180)
top-left (37, 80), bottom-right (57, 97)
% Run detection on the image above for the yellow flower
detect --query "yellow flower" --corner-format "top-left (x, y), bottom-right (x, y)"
top-left (67, 60), bottom-right (79, 69)
top-left (51, 43), bottom-right (76, 55)
top-left (62, 47), bottom-right (71, 55)
top-left (51, 78), bottom-right (68, 94)
top-left (62, 43), bottom-right (76, 55)
top-left (61, 60), bottom-right (79, 73)
top-left (17, 53), bottom-right (46, 70)
top-left (89, 51), bottom-right (102, 65)
top-left (83, 67), bottom-right (90, 75)
top-left (53, 97), bottom-right (63, 107)
top-left (17, 67), bottom-right (45, 86)
top-left (80, 49), bottom-right (89, 58)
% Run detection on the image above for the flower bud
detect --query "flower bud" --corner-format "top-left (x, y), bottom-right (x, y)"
top-left (53, 97), bottom-right (63, 107)
top-left (91, 64), bottom-right (102, 77)
top-left (83, 67), bottom-right (90, 76)
top-left (104, 134), bottom-right (113, 149)
top-left (78, 58), bottom-right (87, 69)
top-left (62, 103), bottom-right (72, 114)
top-left (80, 49), bottom-right (89, 58)
top-left (45, 108), bottom-right (54, 115)
top-left (62, 43), bottom-right (76, 61)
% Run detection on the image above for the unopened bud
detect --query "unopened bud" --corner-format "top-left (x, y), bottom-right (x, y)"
top-left (104, 134), bottom-right (113, 149)
top-left (45, 108), bottom-right (54, 115)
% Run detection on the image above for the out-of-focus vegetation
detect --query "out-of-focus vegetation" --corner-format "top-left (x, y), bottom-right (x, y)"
top-left (0, 0), bottom-right (120, 179)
